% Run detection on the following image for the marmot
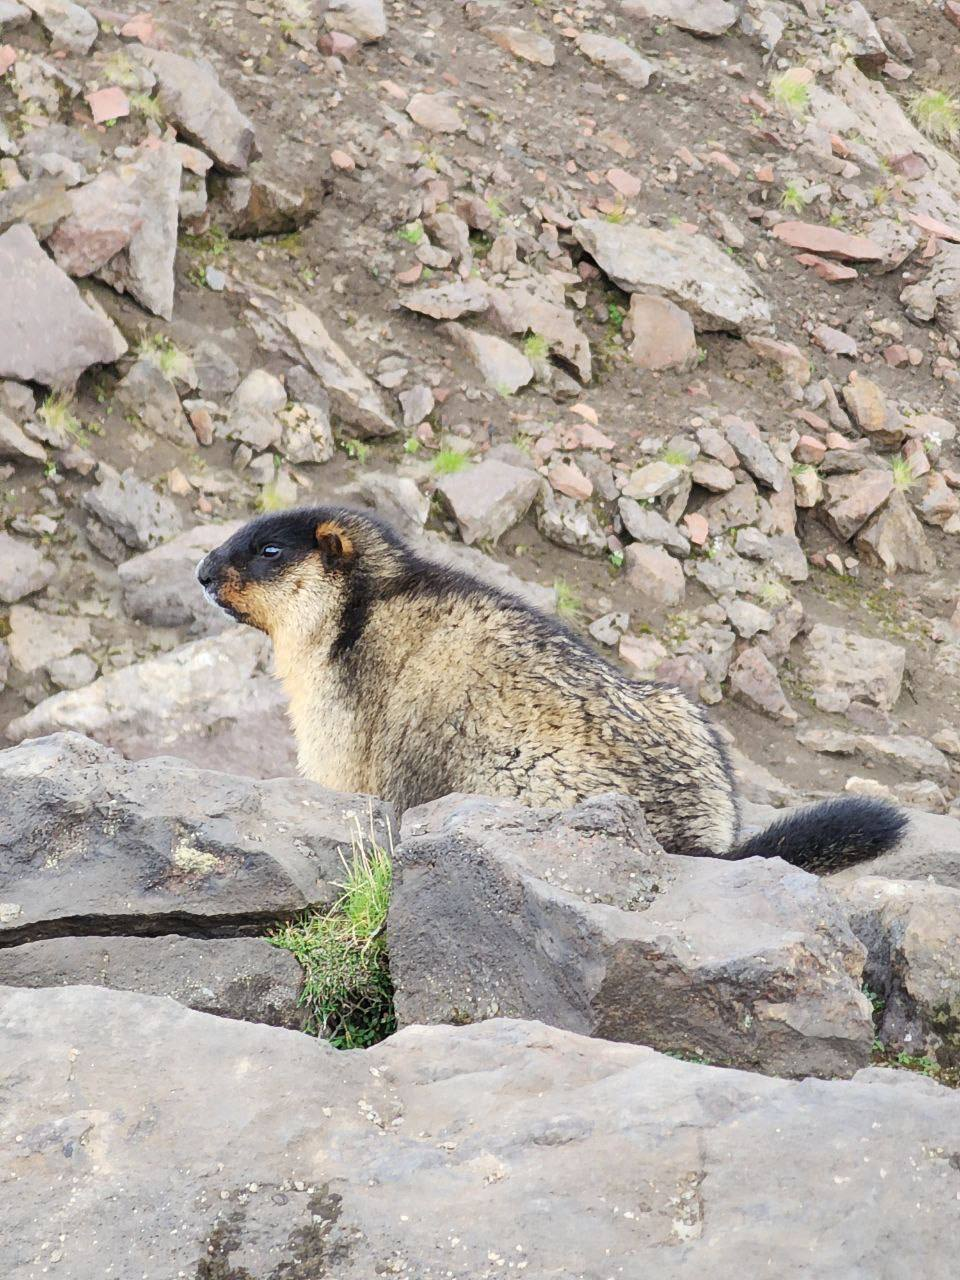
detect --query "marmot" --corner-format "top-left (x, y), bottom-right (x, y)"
top-left (197, 505), bottom-right (906, 872)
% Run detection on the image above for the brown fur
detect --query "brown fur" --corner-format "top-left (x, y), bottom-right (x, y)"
top-left (198, 506), bottom-right (739, 857)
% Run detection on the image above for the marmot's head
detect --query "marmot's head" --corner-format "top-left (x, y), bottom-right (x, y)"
top-left (197, 506), bottom-right (404, 638)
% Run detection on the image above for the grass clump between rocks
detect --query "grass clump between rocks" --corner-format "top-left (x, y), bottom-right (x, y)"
top-left (909, 88), bottom-right (960, 143)
top-left (770, 70), bottom-right (811, 117)
top-left (433, 447), bottom-right (471, 475)
top-left (271, 817), bottom-right (396, 1048)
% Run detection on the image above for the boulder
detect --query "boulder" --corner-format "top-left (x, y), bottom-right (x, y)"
top-left (0, 531), bottom-right (54, 603)
top-left (117, 521), bottom-right (243, 632)
top-left (135, 49), bottom-right (258, 174)
top-left (800, 624), bottom-right (906, 713)
top-left (0, 732), bottom-right (394, 944)
top-left (572, 218), bottom-right (770, 332)
top-left (0, 224), bottom-right (126, 388)
top-left (5, 629), bottom-right (298, 779)
top-left (837, 876), bottom-right (960, 1065)
top-left (2, 986), bottom-right (959, 1278)
top-left (435, 458), bottom-right (539, 545)
top-left (390, 793), bottom-right (873, 1078)
top-left (0, 936), bottom-right (306, 1029)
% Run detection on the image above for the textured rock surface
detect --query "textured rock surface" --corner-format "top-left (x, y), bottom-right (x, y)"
top-left (3, 986), bottom-right (958, 1279)
top-left (0, 936), bottom-right (306, 1029)
top-left (0, 733), bottom-right (394, 944)
top-left (117, 521), bottom-right (242, 632)
top-left (436, 458), bottom-right (539, 545)
top-left (5, 630), bottom-right (297, 778)
top-left (390, 793), bottom-right (873, 1077)
top-left (0, 224), bottom-right (126, 387)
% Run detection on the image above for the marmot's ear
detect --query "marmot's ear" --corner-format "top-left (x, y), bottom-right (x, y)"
top-left (315, 521), bottom-right (354, 571)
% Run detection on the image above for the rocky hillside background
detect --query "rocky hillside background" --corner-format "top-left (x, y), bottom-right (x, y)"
top-left (5, 2), bottom-right (960, 1274)
top-left (1, 0), bottom-right (960, 816)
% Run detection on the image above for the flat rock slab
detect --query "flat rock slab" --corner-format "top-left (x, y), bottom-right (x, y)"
top-left (0, 935), bottom-right (306, 1029)
top-left (2, 987), bottom-right (959, 1278)
top-left (390, 793), bottom-right (873, 1078)
top-left (0, 732), bottom-right (394, 943)
top-left (0, 223), bottom-right (126, 388)
top-left (572, 218), bottom-right (770, 332)
top-left (5, 628), bottom-right (298, 778)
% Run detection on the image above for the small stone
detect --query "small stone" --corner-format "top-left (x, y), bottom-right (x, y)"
top-left (628, 295), bottom-right (698, 371)
top-left (745, 335), bottom-right (810, 386)
top-left (399, 385), bottom-right (434, 429)
top-left (400, 281), bottom-right (490, 321)
top-left (7, 604), bottom-right (91, 676)
top-left (683, 512), bottom-right (709, 545)
top-left (842, 377), bottom-right (906, 447)
top-left (279, 402), bottom-right (334, 466)
top-left (793, 468), bottom-right (823, 508)
top-left (436, 459), bottom-right (539, 546)
top-left (445, 324), bottom-right (533, 395)
top-left (728, 647), bottom-right (797, 724)
top-left (23, 0), bottom-right (97, 53)
top-left (116, 359), bottom-right (190, 444)
top-left (723, 417), bottom-right (784, 490)
top-left (822, 470), bottom-right (894, 540)
top-left (0, 532), bottom-right (54, 603)
top-left (618, 632), bottom-right (669, 676)
top-left (406, 93), bottom-right (464, 134)
top-left (204, 266), bottom-right (226, 292)
top-left (535, 485), bottom-right (606, 557)
top-left (47, 171), bottom-right (143, 279)
top-left (81, 464), bottom-right (183, 556)
top-left (623, 543), bottom-right (685, 608)
top-left (47, 652), bottom-right (97, 690)
top-left (0, 413), bottom-right (46, 463)
top-left (575, 32), bottom-right (655, 88)
top-left (330, 149), bottom-right (355, 171)
top-left (801, 624), bottom-right (906, 714)
top-left (323, 0), bottom-right (386, 42)
top-left (622, 460), bottom-right (685, 501)
top-left (812, 324), bottom-right (858, 356)
top-left (483, 25), bottom-right (555, 66)
top-left (619, 499), bottom-right (689, 554)
top-left (548, 458), bottom-right (593, 501)
top-left (794, 435), bottom-right (826, 465)
top-left (85, 87), bottom-right (130, 125)
top-left (622, 0), bottom-right (737, 38)
top-left (691, 458), bottom-right (736, 492)
top-left (772, 221), bottom-right (884, 261)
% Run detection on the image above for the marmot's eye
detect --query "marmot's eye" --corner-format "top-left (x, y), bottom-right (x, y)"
top-left (260, 544), bottom-right (281, 559)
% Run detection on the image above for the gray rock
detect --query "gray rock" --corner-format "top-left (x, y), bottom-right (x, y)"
top-left (573, 218), bottom-right (769, 332)
top-left (800, 624), bottom-right (906, 714)
top-left (0, 733), bottom-right (394, 944)
top-left (248, 298), bottom-right (395, 437)
top-left (193, 339), bottom-right (240, 395)
top-left (5, 629), bottom-right (298, 778)
top-left (81, 464), bottom-right (184, 555)
top-left (335, 471), bottom-right (430, 535)
top-left (436, 458), bottom-right (539, 545)
top-left (116, 358), bottom-right (190, 443)
top-left (391, 793), bottom-right (873, 1077)
top-left (486, 282), bottom-right (592, 383)
top-left (0, 1), bottom-right (29, 24)
top-left (400, 279), bottom-right (490, 321)
top-left (324, 0), bottom-right (386, 41)
top-left (837, 876), bottom-right (960, 1064)
top-left (4, 985), bottom-right (960, 1278)
top-left (22, 0), bottom-right (97, 52)
top-left (576, 31), bottom-right (656, 87)
top-left (797, 728), bottom-right (953, 785)
top-left (0, 223), bottom-right (126, 388)
top-left (622, 0), bottom-right (738, 36)
top-left (483, 23), bottom-right (556, 65)
top-left (46, 652), bottom-right (97, 689)
top-left (0, 532), bottom-right (54, 603)
top-left (728, 646), bottom-right (797, 724)
top-left (822, 469), bottom-right (895, 541)
top-left (856, 489), bottom-right (936, 574)
top-left (399, 384), bottom-right (434, 428)
top-left (624, 542), bottom-right (685, 607)
top-left (46, 169), bottom-right (142, 277)
top-left (6, 605), bottom-right (91, 677)
top-left (279, 401), bottom-right (334, 464)
top-left (622, 459), bottom-right (686, 500)
top-left (619, 498), bottom-right (690, 554)
top-left (628, 294), bottom-right (698, 371)
top-left (535, 482), bottom-right (607, 556)
top-left (117, 521), bottom-right (243, 632)
top-left (210, 164), bottom-right (325, 237)
top-left (723, 417), bottom-right (785, 490)
top-left (224, 368), bottom-right (286, 450)
top-left (97, 141), bottom-right (182, 321)
top-left (0, 935), bottom-right (306, 1029)
top-left (135, 49), bottom-right (258, 174)
top-left (446, 323), bottom-right (534, 394)
top-left (0, 411), bottom-right (46, 463)
top-left (419, 529), bottom-right (556, 612)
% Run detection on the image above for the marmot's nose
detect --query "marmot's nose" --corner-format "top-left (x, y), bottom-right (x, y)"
top-left (196, 554), bottom-right (214, 587)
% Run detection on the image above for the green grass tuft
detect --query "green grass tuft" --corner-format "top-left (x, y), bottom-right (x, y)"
top-left (397, 220), bottom-right (425, 246)
top-left (909, 88), bottom-right (960, 143)
top-left (40, 393), bottom-right (83, 440)
top-left (523, 332), bottom-right (550, 363)
top-left (270, 817), bottom-right (395, 1048)
top-left (554, 579), bottom-right (583, 621)
top-left (433, 447), bottom-right (471, 475)
top-left (780, 181), bottom-right (807, 215)
top-left (770, 71), bottom-right (810, 117)
top-left (137, 333), bottom-right (192, 381)
top-left (129, 91), bottom-right (163, 122)
top-left (890, 455), bottom-right (916, 491)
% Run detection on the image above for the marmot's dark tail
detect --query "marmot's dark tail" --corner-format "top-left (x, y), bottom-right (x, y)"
top-left (730, 796), bottom-right (908, 874)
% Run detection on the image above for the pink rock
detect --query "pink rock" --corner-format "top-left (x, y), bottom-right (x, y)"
top-left (628, 294), bottom-right (697, 372)
top-left (176, 143), bottom-right (213, 175)
top-left (119, 13), bottom-right (159, 45)
top-left (396, 263), bottom-right (423, 285)
top-left (86, 86), bottom-right (130, 124)
top-left (330, 149), bottom-right (355, 171)
top-left (683, 512), bottom-right (709, 545)
top-left (910, 212), bottom-right (960, 243)
top-left (884, 343), bottom-right (909, 367)
top-left (795, 253), bottom-right (859, 282)
top-left (189, 407), bottom-right (215, 446)
top-left (707, 151), bottom-right (740, 178)
top-left (773, 221), bottom-right (884, 261)
top-left (606, 167), bottom-right (642, 198)
top-left (794, 435), bottom-right (826, 464)
top-left (902, 438), bottom-right (930, 478)
top-left (811, 324), bottom-right (858, 357)
top-left (0, 45), bottom-right (16, 76)
top-left (728, 647), bottom-right (797, 725)
top-left (559, 421), bottom-right (616, 451)
top-left (319, 30), bottom-right (360, 59)
top-left (888, 152), bottom-right (927, 179)
top-left (47, 171), bottom-right (143, 277)
top-left (548, 458), bottom-right (593, 500)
